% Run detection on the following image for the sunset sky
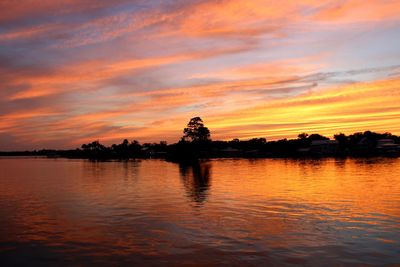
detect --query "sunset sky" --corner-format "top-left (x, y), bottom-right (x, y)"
top-left (1, 0), bottom-right (400, 150)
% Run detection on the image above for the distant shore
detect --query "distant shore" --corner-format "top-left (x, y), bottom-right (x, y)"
top-left (3, 117), bottom-right (400, 161)
top-left (2, 130), bottom-right (399, 161)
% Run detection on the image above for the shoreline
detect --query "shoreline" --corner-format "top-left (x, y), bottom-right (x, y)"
top-left (1, 154), bottom-right (398, 161)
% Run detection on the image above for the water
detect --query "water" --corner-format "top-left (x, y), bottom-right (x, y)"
top-left (0, 157), bottom-right (399, 266)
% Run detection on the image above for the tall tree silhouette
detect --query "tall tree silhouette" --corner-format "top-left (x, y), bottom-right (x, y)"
top-left (183, 117), bottom-right (211, 142)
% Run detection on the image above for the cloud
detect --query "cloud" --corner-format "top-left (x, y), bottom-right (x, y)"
top-left (1, 1), bottom-right (400, 150)
top-left (313, 0), bottom-right (400, 23)
top-left (204, 76), bottom-right (400, 140)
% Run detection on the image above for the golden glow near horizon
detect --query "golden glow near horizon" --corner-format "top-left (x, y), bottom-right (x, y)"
top-left (0, 0), bottom-right (400, 150)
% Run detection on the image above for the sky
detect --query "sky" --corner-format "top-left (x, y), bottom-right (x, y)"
top-left (1, 0), bottom-right (400, 150)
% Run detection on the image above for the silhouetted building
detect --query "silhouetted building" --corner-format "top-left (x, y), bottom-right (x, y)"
top-left (310, 140), bottom-right (339, 155)
top-left (376, 139), bottom-right (400, 155)
top-left (219, 147), bottom-right (242, 157)
top-left (357, 137), bottom-right (374, 150)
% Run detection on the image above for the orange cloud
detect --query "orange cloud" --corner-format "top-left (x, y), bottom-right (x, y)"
top-left (0, 108), bottom-right (62, 133)
top-left (179, 0), bottom-right (289, 37)
top-left (3, 75), bottom-right (400, 149)
top-left (8, 87), bottom-right (56, 100)
top-left (55, 75), bottom-right (400, 145)
top-left (314, 0), bottom-right (400, 23)
top-left (0, 24), bottom-right (61, 41)
top-left (205, 77), bottom-right (400, 140)
top-left (1, 1), bottom-right (400, 150)
top-left (5, 43), bottom-right (256, 101)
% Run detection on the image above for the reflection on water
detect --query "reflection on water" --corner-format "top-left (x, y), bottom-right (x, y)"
top-left (0, 157), bottom-right (399, 266)
top-left (179, 161), bottom-right (211, 204)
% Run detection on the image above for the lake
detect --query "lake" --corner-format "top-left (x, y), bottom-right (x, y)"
top-left (0, 157), bottom-right (399, 266)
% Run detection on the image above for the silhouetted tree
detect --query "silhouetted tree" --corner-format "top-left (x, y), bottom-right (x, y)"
top-left (81, 140), bottom-right (105, 152)
top-left (334, 133), bottom-right (348, 151)
top-left (183, 117), bottom-right (211, 142)
top-left (249, 137), bottom-right (266, 144)
top-left (307, 134), bottom-right (329, 141)
top-left (298, 133), bottom-right (308, 140)
top-left (81, 140), bottom-right (108, 159)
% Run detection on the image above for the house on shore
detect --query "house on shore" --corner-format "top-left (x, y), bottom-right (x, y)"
top-left (218, 147), bottom-right (242, 157)
top-left (310, 140), bottom-right (339, 155)
top-left (376, 139), bottom-right (400, 155)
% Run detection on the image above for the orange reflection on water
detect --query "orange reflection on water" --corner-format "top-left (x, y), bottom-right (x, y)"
top-left (0, 157), bottom-right (399, 266)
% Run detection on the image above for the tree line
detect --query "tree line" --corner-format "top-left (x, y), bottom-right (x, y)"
top-left (1, 117), bottom-right (399, 159)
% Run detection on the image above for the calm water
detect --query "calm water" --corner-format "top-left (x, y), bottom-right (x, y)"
top-left (0, 158), bottom-right (399, 266)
